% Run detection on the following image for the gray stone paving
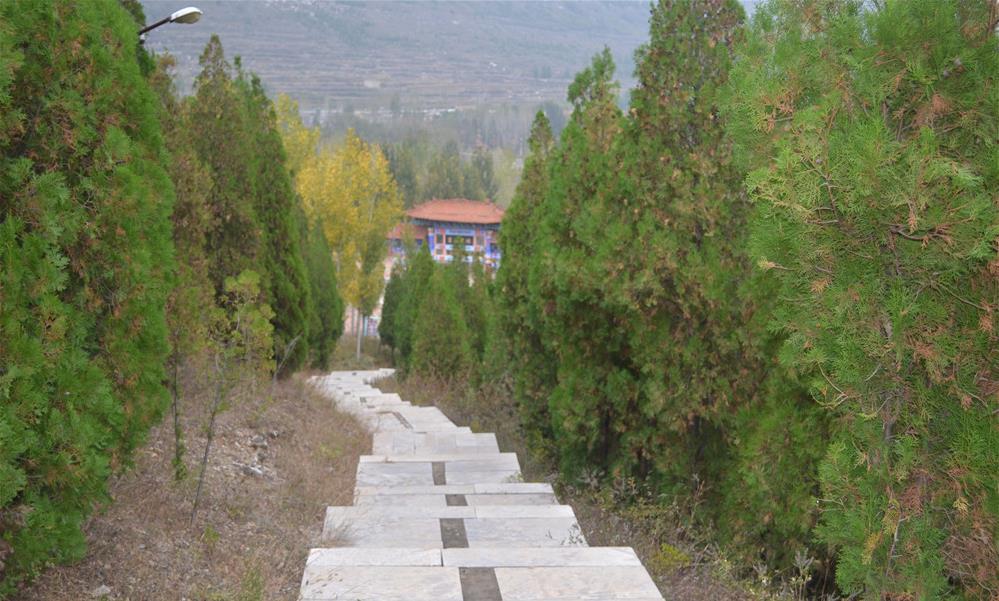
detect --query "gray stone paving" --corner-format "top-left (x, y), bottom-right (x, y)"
top-left (298, 369), bottom-right (664, 601)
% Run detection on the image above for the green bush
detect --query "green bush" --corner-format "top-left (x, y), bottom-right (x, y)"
top-left (0, 0), bottom-right (174, 591)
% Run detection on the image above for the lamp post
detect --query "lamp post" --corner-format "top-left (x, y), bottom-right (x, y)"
top-left (139, 7), bottom-right (202, 43)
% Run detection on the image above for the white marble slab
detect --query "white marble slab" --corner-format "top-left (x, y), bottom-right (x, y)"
top-left (465, 494), bottom-right (558, 505)
top-left (472, 505), bottom-right (575, 519)
top-left (472, 483), bottom-right (555, 494)
top-left (464, 518), bottom-right (586, 547)
top-left (355, 485), bottom-right (476, 496)
top-left (359, 453), bottom-right (519, 467)
top-left (325, 505), bottom-right (475, 519)
top-left (321, 515), bottom-right (442, 547)
top-left (300, 566), bottom-right (461, 601)
top-left (354, 494), bottom-right (448, 507)
top-left (494, 566), bottom-right (663, 600)
top-left (306, 547), bottom-right (442, 567)
top-left (442, 547), bottom-right (641, 568)
top-left (355, 462), bottom-right (434, 487)
top-left (445, 470), bottom-right (522, 485)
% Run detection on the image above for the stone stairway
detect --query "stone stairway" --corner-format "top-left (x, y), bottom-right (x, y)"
top-left (299, 370), bottom-right (665, 601)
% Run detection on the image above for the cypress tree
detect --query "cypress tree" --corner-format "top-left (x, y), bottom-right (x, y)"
top-left (0, 0), bottom-right (173, 589)
top-left (726, 0), bottom-right (998, 596)
top-left (530, 49), bottom-right (626, 476)
top-left (394, 246), bottom-right (436, 371)
top-left (605, 0), bottom-right (823, 569)
top-left (497, 112), bottom-right (557, 447)
top-left (411, 268), bottom-right (473, 379)
top-left (379, 263), bottom-right (405, 356)
top-left (187, 35), bottom-right (261, 294)
top-left (302, 215), bottom-right (343, 370)
top-left (236, 69), bottom-right (312, 374)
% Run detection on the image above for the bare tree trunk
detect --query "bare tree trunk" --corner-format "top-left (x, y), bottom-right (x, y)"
top-left (191, 351), bottom-right (228, 526)
top-left (356, 313), bottom-right (364, 361)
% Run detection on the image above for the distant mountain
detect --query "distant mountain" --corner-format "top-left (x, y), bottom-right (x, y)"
top-left (139, 0), bottom-right (653, 110)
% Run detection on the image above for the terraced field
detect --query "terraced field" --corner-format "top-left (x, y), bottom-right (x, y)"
top-left (139, 0), bottom-right (651, 110)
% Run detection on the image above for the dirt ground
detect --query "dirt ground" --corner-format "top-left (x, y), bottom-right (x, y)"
top-left (14, 371), bottom-right (368, 601)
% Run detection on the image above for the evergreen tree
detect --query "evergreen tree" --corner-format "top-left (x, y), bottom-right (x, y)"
top-left (236, 69), bottom-right (312, 374)
top-left (603, 0), bottom-right (822, 569)
top-left (302, 216), bottom-right (343, 369)
top-left (529, 48), bottom-right (626, 475)
top-left (385, 142), bottom-right (420, 207)
top-left (726, 0), bottom-right (998, 596)
top-left (463, 146), bottom-right (498, 201)
top-left (394, 247), bottom-right (436, 371)
top-left (411, 268), bottom-right (473, 379)
top-left (187, 36), bottom-right (262, 293)
top-left (423, 141), bottom-right (465, 199)
top-left (0, 0), bottom-right (173, 590)
top-left (465, 258), bottom-right (492, 364)
top-left (379, 263), bottom-right (405, 356)
top-left (497, 111), bottom-right (557, 447)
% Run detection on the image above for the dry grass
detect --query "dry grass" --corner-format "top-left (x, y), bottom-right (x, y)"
top-left (377, 373), bottom-right (762, 601)
top-left (14, 367), bottom-right (368, 601)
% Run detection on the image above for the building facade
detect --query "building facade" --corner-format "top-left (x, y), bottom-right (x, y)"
top-left (389, 198), bottom-right (504, 270)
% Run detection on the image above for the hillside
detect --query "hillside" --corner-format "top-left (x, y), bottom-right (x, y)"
top-left (139, 0), bottom-right (653, 111)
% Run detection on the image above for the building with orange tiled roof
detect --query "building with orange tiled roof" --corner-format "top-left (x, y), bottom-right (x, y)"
top-left (388, 198), bottom-right (505, 270)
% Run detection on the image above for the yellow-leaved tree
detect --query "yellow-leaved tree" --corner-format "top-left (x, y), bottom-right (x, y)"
top-left (277, 96), bottom-right (402, 357)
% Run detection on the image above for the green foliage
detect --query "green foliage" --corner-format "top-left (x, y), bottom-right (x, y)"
top-left (302, 217), bottom-right (343, 370)
top-left (1, 10), bottom-right (329, 591)
top-left (186, 36), bottom-right (320, 376)
top-left (411, 269), bottom-right (473, 379)
top-left (499, 0), bottom-right (822, 579)
top-left (496, 112), bottom-right (557, 447)
top-left (726, 0), bottom-right (998, 596)
top-left (0, 0), bottom-right (174, 591)
top-left (393, 138), bottom-right (501, 204)
top-left (236, 70), bottom-right (312, 375)
top-left (187, 36), bottom-right (262, 292)
top-left (379, 264), bottom-right (405, 352)
top-left (393, 247), bottom-right (436, 371)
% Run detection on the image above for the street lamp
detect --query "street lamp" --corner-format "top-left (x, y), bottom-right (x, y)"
top-left (139, 6), bottom-right (202, 43)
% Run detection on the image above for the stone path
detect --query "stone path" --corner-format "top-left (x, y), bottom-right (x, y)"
top-left (299, 370), bottom-right (665, 601)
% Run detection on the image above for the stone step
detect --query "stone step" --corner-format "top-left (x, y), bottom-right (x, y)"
top-left (356, 456), bottom-right (522, 487)
top-left (303, 370), bottom-right (663, 601)
top-left (302, 546), bottom-right (643, 568)
top-left (443, 547), bottom-right (642, 567)
top-left (325, 504), bottom-right (575, 520)
top-left (300, 560), bottom-right (661, 601)
top-left (320, 515), bottom-right (585, 548)
top-left (355, 482), bottom-right (554, 496)
top-left (373, 431), bottom-right (500, 455)
top-left (356, 493), bottom-right (558, 507)
top-left (493, 566), bottom-right (663, 600)
top-left (300, 566), bottom-right (462, 601)
top-left (359, 453), bottom-right (519, 467)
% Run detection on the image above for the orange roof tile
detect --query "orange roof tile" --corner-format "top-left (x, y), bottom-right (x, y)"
top-left (406, 198), bottom-right (505, 225)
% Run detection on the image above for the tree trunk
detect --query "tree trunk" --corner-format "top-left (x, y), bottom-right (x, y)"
top-left (356, 312), bottom-right (364, 360)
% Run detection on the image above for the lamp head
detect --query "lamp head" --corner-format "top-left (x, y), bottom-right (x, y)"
top-left (170, 7), bottom-right (202, 24)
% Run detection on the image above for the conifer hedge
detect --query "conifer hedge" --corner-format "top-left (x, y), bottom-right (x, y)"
top-left (0, 6), bottom-right (344, 592)
top-left (488, 0), bottom-right (996, 596)
top-left (726, 0), bottom-right (998, 595)
top-left (0, 1), bottom-right (174, 590)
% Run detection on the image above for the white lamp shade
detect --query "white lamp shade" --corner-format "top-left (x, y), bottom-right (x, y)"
top-left (169, 7), bottom-right (202, 24)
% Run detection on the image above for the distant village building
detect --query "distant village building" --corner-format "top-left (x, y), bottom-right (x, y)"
top-left (388, 198), bottom-right (505, 270)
